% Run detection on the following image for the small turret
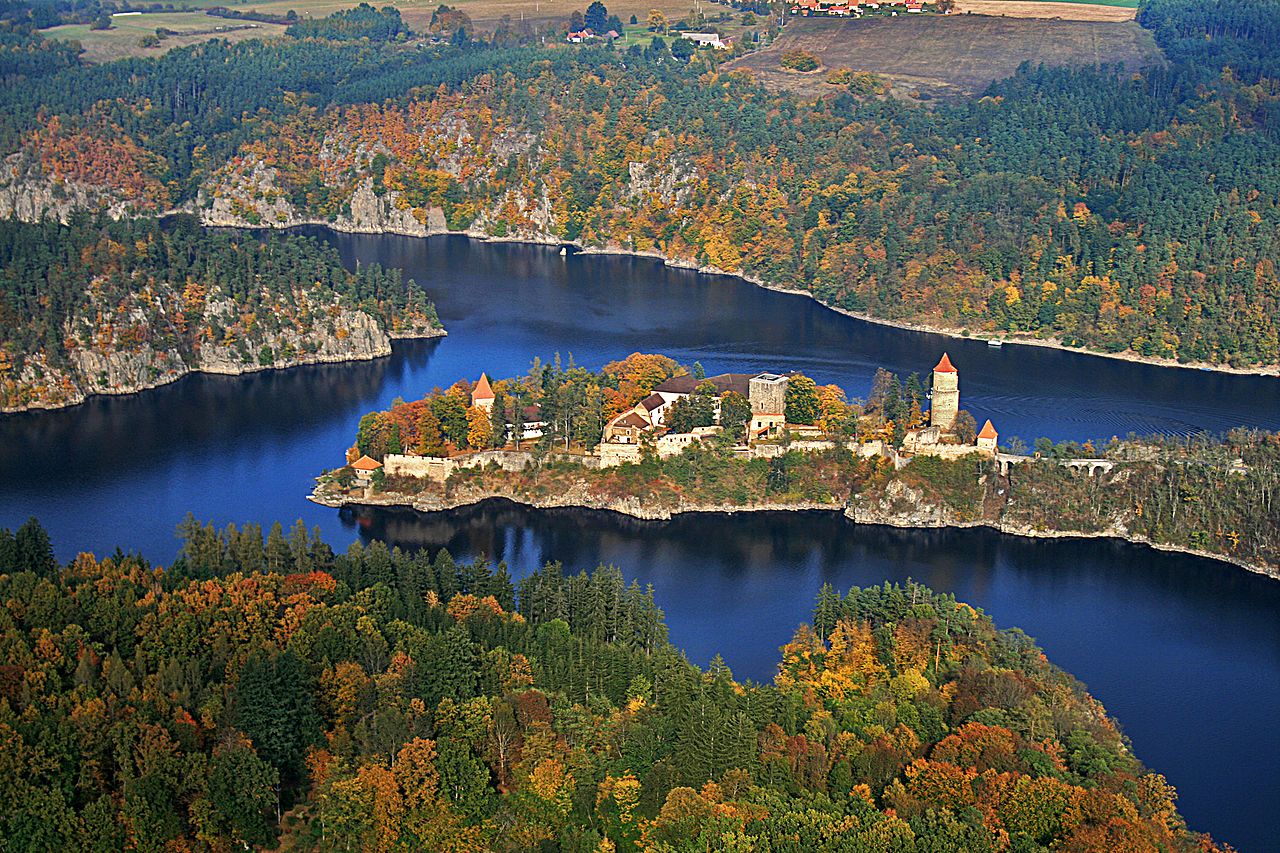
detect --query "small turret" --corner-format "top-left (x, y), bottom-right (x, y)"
top-left (472, 373), bottom-right (495, 411)
top-left (977, 419), bottom-right (998, 452)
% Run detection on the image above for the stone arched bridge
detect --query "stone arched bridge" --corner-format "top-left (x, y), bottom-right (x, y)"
top-left (995, 453), bottom-right (1115, 477)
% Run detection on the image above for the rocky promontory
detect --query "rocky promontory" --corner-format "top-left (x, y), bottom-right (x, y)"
top-left (4, 298), bottom-right (444, 413)
top-left (310, 443), bottom-right (1280, 581)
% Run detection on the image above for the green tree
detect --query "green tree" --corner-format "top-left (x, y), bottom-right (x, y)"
top-left (233, 650), bottom-right (322, 786)
top-left (584, 0), bottom-right (609, 31)
top-left (719, 391), bottom-right (752, 443)
top-left (15, 517), bottom-right (56, 577)
top-left (785, 375), bottom-right (819, 425)
top-left (205, 742), bottom-right (280, 847)
top-left (668, 383), bottom-right (716, 433)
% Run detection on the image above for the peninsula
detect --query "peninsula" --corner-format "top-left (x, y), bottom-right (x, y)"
top-left (0, 215), bottom-right (444, 412)
top-left (314, 352), bottom-right (1280, 578)
top-left (0, 516), bottom-right (1229, 850)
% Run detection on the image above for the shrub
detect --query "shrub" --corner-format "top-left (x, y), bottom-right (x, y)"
top-left (780, 48), bottom-right (819, 72)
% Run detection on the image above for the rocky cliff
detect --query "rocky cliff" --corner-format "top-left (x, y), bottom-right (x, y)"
top-left (311, 456), bottom-right (1279, 580)
top-left (0, 165), bottom-right (138, 223)
top-left (2, 288), bottom-right (443, 413)
top-left (198, 157), bottom-right (560, 244)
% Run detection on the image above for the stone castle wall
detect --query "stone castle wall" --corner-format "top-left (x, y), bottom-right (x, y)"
top-left (384, 449), bottom-right (537, 482)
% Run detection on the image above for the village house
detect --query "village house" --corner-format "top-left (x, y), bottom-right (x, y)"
top-left (351, 454), bottom-right (382, 482)
top-left (789, 0), bottom-right (867, 15)
top-left (680, 31), bottom-right (730, 49)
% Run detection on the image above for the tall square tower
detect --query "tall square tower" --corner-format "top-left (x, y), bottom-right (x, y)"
top-left (749, 373), bottom-right (788, 415)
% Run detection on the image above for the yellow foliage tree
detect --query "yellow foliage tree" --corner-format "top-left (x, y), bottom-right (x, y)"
top-left (467, 405), bottom-right (493, 449)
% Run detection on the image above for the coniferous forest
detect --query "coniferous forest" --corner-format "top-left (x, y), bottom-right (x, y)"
top-left (0, 518), bottom-right (1230, 850)
top-left (2, 0), bottom-right (1278, 365)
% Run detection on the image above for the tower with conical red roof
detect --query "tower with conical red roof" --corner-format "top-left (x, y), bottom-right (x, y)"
top-left (977, 419), bottom-right (998, 452)
top-left (930, 353), bottom-right (959, 431)
top-left (472, 373), bottom-right (495, 411)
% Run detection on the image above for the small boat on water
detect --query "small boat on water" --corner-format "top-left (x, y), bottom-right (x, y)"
top-left (988, 339), bottom-right (1003, 348)
top-left (559, 247), bottom-right (567, 256)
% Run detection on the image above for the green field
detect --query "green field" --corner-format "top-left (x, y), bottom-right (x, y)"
top-left (42, 11), bottom-right (286, 61)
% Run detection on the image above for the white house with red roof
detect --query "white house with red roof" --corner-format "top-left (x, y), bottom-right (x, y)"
top-left (351, 454), bottom-right (383, 482)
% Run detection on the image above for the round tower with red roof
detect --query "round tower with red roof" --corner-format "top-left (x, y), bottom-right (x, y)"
top-left (930, 353), bottom-right (959, 431)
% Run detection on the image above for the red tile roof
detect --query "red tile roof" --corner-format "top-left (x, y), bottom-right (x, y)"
top-left (978, 419), bottom-right (998, 440)
top-left (352, 455), bottom-right (383, 471)
top-left (933, 353), bottom-right (957, 373)
top-left (472, 373), bottom-right (495, 401)
top-left (639, 392), bottom-right (666, 411)
top-left (655, 373), bottom-right (754, 397)
top-left (613, 411), bottom-right (650, 429)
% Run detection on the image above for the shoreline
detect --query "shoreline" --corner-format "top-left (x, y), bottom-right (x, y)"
top-left (310, 488), bottom-right (1279, 582)
top-left (217, 214), bottom-right (1280, 379)
top-left (0, 328), bottom-right (446, 415)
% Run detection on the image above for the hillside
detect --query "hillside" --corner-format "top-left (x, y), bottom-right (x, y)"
top-left (0, 517), bottom-right (1229, 850)
top-left (725, 15), bottom-right (1162, 98)
top-left (2, 0), bottom-right (1277, 368)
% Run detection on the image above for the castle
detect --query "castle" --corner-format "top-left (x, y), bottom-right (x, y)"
top-left (380, 355), bottom-right (998, 483)
top-left (902, 353), bottom-right (999, 459)
top-left (597, 370), bottom-right (825, 465)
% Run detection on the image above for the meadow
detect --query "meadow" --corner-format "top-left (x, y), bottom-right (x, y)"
top-left (726, 13), bottom-right (1162, 98)
top-left (43, 10), bottom-right (286, 61)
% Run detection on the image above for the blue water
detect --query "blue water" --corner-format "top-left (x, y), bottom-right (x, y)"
top-left (1, 232), bottom-right (1278, 849)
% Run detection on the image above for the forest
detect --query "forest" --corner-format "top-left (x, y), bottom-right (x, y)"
top-left (2, 0), bottom-right (1278, 365)
top-left (0, 517), bottom-right (1229, 850)
top-left (0, 214), bottom-right (441, 410)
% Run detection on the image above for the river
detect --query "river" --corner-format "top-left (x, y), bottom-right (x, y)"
top-left (1, 232), bottom-right (1277, 849)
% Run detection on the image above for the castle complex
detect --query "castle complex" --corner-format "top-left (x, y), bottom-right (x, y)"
top-left (903, 352), bottom-right (998, 461)
top-left (376, 354), bottom-right (1000, 483)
